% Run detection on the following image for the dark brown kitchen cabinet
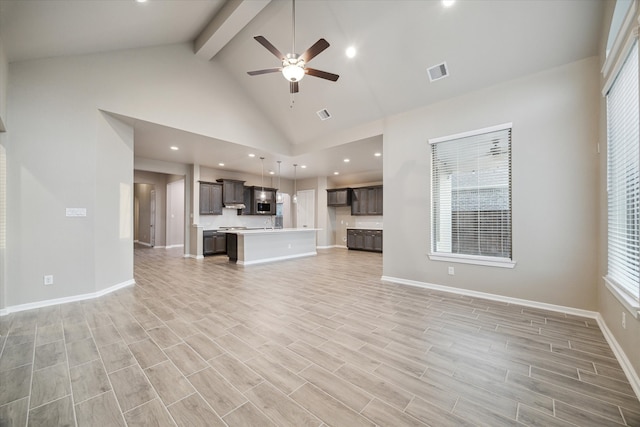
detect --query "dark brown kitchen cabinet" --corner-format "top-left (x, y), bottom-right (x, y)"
top-left (347, 228), bottom-right (382, 252)
top-left (250, 186), bottom-right (277, 215)
top-left (327, 188), bottom-right (351, 206)
top-left (199, 182), bottom-right (222, 215)
top-left (351, 186), bottom-right (382, 215)
top-left (203, 231), bottom-right (226, 255)
top-left (217, 179), bottom-right (245, 205)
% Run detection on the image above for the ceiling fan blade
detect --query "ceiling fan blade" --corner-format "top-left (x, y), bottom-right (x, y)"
top-left (290, 81), bottom-right (299, 94)
top-left (254, 36), bottom-right (285, 60)
top-left (300, 38), bottom-right (330, 63)
top-left (247, 68), bottom-right (282, 76)
top-left (306, 68), bottom-right (340, 82)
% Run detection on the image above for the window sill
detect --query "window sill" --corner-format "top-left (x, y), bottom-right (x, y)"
top-left (603, 276), bottom-right (640, 319)
top-left (428, 253), bottom-right (516, 269)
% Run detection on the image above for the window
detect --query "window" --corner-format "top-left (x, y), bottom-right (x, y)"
top-left (429, 123), bottom-right (514, 268)
top-left (606, 40), bottom-right (640, 309)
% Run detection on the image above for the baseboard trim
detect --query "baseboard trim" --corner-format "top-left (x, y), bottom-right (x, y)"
top-left (381, 276), bottom-right (598, 318)
top-left (596, 313), bottom-right (640, 400)
top-left (0, 279), bottom-right (135, 316)
top-left (238, 251), bottom-right (316, 266)
top-left (165, 244), bottom-right (184, 249)
top-left (380, 275), bottom-right (640, 401)
top-left (317, 245), bottom-right (346, 249)
top-left (136, 241), bottom-right (152, 247)
top-left (185, 254), bottom-right (204, 259)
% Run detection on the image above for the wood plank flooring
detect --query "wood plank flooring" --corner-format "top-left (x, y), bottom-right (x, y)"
top-left (1, 246), bottom-right (639, 426)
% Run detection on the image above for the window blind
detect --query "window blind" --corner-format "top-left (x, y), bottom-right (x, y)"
top-left (431, 125), bottom-right (512, 260)
top-left (607, 40), bottom-right (639, 300)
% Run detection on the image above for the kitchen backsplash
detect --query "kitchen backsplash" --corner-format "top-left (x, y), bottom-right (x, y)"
top-left (199, 209), bottom-right (276, 230)
top-left (353, 217), bottom-right (384, 229)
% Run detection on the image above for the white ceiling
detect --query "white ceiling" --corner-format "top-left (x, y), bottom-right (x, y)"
top-left (0, 0), bottom-right (605, 183)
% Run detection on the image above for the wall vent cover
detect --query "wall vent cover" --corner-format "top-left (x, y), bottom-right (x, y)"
top-left (317, 109), bottom-right (331, 120)
top-left (427, 62), bottom-right (449, 82)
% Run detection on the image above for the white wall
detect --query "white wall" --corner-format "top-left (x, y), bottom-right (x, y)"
top-left (166, 178), bottom-right (185, 248)
top-left (0, 35), bottom-right (7, 130)
top-left (383, 56), bottom-right (600, 310)
top-left (0, 36), bottom-right (6, 312)
top-left (94, 112), bottom-right (133, 292)
top-left (4, 42), bottom-right (288, 308)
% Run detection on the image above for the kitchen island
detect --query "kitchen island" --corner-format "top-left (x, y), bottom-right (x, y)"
top-left (225, 228), bottom-right (320, 265)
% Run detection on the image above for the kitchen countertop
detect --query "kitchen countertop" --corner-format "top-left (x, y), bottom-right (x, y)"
top-left (224, 228), bottom-right (320, 235)
top-left (346, 227), bottom-right (383, 230)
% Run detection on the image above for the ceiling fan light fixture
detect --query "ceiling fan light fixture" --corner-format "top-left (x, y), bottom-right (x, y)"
top-left (282, 56), bottom-right (305, 82)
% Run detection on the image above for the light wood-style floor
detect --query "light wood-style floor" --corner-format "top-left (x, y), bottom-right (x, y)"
top-left (1, 246), bottom-right (639, 426)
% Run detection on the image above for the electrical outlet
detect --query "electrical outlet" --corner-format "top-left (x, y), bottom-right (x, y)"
top-left (43, 275), bottom-right (53, 286)
top-left (448, 267), bottom-right (454, 275)
top-left (622, 312), bottom-right (626, 329)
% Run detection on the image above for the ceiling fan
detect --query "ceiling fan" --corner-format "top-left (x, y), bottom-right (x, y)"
top-left (247, 0), bottom-right (339, 94)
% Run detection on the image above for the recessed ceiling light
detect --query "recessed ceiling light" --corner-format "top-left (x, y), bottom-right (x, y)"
top-left (442, 0), bottom-right (455, 7)
top-left (334, 171), bottom-right (339, 175)
top-left (218, 163), bottom-right (225, 167)
top-left (269, 170), bottom-right (275, 175)
top-left (170, 146), bottom-right (179, 151)
top-left (135, 0), bottom-right (148, 3)
top-left (248, 153), bottom-right (256, 158)
top-left (346, 46), bottom-right (356, 58)
top-left (301, 165), bottom-right (307, 169)
top-left (374, 152), bottom-right (382, 157)
top-left (344, 158), bottom-right (350, 163)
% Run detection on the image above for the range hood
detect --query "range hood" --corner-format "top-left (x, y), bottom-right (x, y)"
top-left (224, 203), bottom-right (245, 209)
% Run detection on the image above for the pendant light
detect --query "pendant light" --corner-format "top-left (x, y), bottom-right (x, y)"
top-left (260, 157), bottom-right (266, 201)
top-left (293, 163), bottom-right (298, 204)
top-left (276, 161), bottom-right (283, 202)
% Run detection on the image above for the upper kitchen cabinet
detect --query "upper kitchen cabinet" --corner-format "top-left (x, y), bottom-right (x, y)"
top-left (351, 186), bottom-right (383, 215)
top-left (250, 186), bottom-right (277, 215)
top-left (199, 181), bottom-right (223, 215)
top-left (217, 179), bottom-right (245, 206)
top-left (240, 186), bottom-right (277, 215)
top-left (327, 188), bottom-right (351, 207)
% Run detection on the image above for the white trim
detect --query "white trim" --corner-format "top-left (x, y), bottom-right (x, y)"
top-left (0, 279), bottom-right (135, 316)
top-left (381, 275), bottom-right (640, 401)
top-left (381, 275), bottom-right (596, 318)
top-left (153, 245), bottom-right (166, 249)
top-left (136, 241), bottom-right (152, 247)
top-left (429, 253), bottom-right (516, 269)
top-left (602, 0), bottom-right (638, 78)
top-left (316, 245), bottom-right (335, 249)
top-left (185, 254), bottom-right (204, 260)
top-left (596, 313), bottom-right (640, 400)
top-left (603, 276), bottom-right (640, 319)
top-left (602, 27), bottom-right (638, 96)
top-left (428, 122), bottom-right (513, 145)
top-left (237, 251), bottom-right (316, 266)
top-left (164, 244), bottom-right (184, 249)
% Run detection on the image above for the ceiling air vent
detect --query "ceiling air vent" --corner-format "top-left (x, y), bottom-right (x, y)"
top-left (427, 62), bottom-right (449, 82)
top-left (317, 109), bottom-right (331, 121)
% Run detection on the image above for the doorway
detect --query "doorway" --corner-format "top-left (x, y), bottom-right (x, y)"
top-left (150, 189), bottom-right (156, 247)
top-left (296, 189), bottom-right (315, 229)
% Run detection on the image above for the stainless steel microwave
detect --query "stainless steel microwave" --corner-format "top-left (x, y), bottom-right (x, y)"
top-left (256, 202), bottom-right (271, 213)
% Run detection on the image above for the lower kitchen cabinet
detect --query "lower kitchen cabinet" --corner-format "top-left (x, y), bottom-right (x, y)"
top-left (203, 231), bottom-right (227, 256)
top-left (347, 229), bottom-right (382, 252)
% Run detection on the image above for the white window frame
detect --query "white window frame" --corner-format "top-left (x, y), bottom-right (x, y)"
top-left (603, 26), bottom-right (640, 319)
top-left (428, 123), bottom-right (516, 269)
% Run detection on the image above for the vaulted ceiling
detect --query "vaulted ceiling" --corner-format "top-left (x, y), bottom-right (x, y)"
top-left (0, 0), bottom-right (605, 182)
